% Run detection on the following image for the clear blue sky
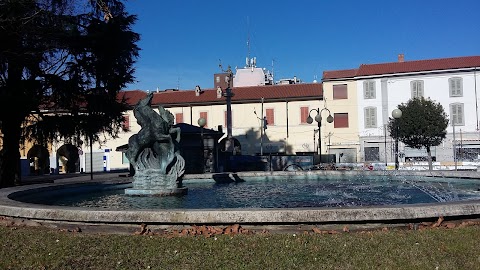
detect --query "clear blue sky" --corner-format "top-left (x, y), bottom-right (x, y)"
top-left (124, 0), bottom-right (480, 91)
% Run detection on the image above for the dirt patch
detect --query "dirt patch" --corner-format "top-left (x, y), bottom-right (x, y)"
top-left (2, 215), bottom-right (480, 237)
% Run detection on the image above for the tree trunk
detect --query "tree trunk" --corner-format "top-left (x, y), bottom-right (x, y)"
top-left (0, 117), bottom-right (23, 187)
top-left (426, 146), bottom-right (433, 171)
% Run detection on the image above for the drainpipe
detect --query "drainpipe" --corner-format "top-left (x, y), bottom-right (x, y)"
top-left (190, 105), bottom-right (193, 125)
top-left (260, 97), bottom-right (264, 155)
top-left (474, 67), bottom-right (478, 130)
top-left (286, 100), bottom-right (289, 138)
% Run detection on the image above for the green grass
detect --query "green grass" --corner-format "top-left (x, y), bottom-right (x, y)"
top-left (1, 225), bottom-right (480, 269)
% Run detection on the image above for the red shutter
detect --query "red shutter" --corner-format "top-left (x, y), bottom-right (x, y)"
top-left (122, 115), bottom-right (129, 130)
top-left (334, 113), bottom-right (349, 128)
top-left (300, 107), bottom-right (309, 123)
top-left (266, 108), bottom-right (274, 125)
top-left (224, 111), bottom-right (227, 127)
top-left (223, 110), bottom-right (233, 127)
top-left (200, 112), bottom-right (208, 128)
top-left (333, 84), bottom-right (348, 99)
top-left (175, 113), bottom-right (183, 124)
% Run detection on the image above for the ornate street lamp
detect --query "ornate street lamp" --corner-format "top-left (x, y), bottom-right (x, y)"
top-left (198, 117), bottom-right (206, 172)
top-left (307, 108), bottom-right (334, 161)
top-left (391, 108), bottom-right (402, 170)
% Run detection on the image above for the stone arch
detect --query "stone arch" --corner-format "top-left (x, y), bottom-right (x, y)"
top-left (27, 145), bottom-right (50, 175)
top-left (57, 144), bottom-right (79, 173)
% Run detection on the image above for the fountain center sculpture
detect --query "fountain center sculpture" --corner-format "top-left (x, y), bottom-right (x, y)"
top-left (124, 92), bottom-right (186, 196)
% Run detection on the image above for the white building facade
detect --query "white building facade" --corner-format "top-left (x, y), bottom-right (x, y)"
top-left (352, 55), bottom-right (480, 167)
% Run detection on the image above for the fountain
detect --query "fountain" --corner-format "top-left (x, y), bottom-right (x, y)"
top-left (1, 170), bottom-right (480, 228)
top-left (124, 92), bottom-right (186, 196)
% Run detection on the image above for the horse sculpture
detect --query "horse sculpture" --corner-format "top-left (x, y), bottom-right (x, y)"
top-left (125, 92), bottom-right (186, 196)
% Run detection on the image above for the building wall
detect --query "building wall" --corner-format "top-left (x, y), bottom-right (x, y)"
top-left (90, 98), bottom-right (327, 171)
top-left (356, 68), bottom-right (480, 164)
top-left (322, 80), bottom-right (360, 162)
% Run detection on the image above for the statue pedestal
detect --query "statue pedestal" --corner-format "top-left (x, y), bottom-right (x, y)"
top-left (125, 169), bottom-right (187, 196)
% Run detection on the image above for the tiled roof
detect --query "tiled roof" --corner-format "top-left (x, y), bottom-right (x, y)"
top-left (357, 55), bottom-right (480, 77)
top-left (322, 69), bottom-right (357, 80)
top-left (120, 83), bottom-right (323, 107)
top-left (322, 55), bottom-right (480, 80)
top-left (117, 90), bottom-right (147, 105)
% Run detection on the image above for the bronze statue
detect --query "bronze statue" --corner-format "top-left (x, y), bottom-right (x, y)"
top-left (125, 92), bottom-right (186, 196)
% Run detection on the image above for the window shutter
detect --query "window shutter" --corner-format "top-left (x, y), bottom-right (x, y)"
top-left (363, 81), bottom-right (368, 99)
top-left (334, 113), bottom-right (349, 128)
top-left (224, 111), bottom-right (227, 127)
top-left (175, 113), bottom-right (183, 124)
top-left (457, 79), bottom-right (462, 95)
top-left (450, 78), bottom-right (462, 96)
top-left (411, 80), bottom-right (424, 98)
top-left (364, 107), bottom-right (376, 128)
top-left (451, 103), bottom-right (464, 126)
top-left (371, 82), bottom-right (374, 98)
top-left (266, 108), bottom-right (275, 125)
top-left (200, 112), bottom-right (208, 128)
top-left (457, 106), bottom-right (463, 124)
top-left (333, 84), bottom-right (348, 99)
top-left (223, 110), bottom-right (233, 127)
top-left (122, 115), bottom-right (130, 130)
top-left (300, 107), bottom-right (309, 123)
top-left (450, 79), bottom-right (455, 95)
top-left (366, 81), bottom-right (375, 99)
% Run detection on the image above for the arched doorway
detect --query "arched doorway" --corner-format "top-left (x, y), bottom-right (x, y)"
top-left (27, 145), bottom-right (50, 175)
top-left (57, 144), bottom-right (79, 173)
top-left (219, 137), bottom-right (242, 154)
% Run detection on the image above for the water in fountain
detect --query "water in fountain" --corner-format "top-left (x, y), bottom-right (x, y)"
top-left (14, 174), bottom-right (480, 210)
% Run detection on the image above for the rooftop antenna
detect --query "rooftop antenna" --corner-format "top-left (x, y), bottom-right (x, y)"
top-left (272, 58), bottom-right (275, 84)
top-left (176, 77), bottom-right (181, 90)
top-left (218, 59), bottom-right (224, 72)
top-left (246, 16), bottom-right (251, 68)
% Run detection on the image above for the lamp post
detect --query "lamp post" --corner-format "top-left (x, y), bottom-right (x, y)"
top-left (307, 108), bottom-right (333, 163)
top-left (391, 108), bottom-right (402, 170)
top-left (198, 117), bottom-right (206, 173)
top-left (221, 66), bottom-right (235, 154)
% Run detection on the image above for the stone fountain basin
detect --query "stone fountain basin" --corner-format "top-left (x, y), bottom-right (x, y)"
top-left (0, 171), bottom-right (479, 226)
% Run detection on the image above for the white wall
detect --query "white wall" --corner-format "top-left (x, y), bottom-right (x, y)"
top-left (357, 68), bottom-right (480, 163)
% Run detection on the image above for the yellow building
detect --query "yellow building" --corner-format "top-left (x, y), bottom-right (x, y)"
top-left (322, 69), bottom-right (360, 163)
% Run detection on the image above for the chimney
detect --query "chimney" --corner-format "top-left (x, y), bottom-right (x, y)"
top-left (398, 54), bottom-right (405, 63)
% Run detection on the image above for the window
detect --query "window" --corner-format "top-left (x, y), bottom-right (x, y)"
top-left (175, 113), bottom-right (183, 124)
top-left (334, 113), bottom-right (348, 128)
top-left (266, 108), bottom-right (275, 125)
top-left (364, 107), bottom-right (377, 128)
top-left (363, 81), bottom-right (376, 99)
top-left (365, 147), bottom-right (380, 161)
top-left (300, 106), bottom-right (309, 124)
top-left (122, 115), bottom-right (129, 131)
top-left (199, 112), bottom-right (208, 128)
top-left (411, 80), bottom-right (424, 98)
top-left (224, 110), bottom-right (233, 127)
top-left (450, 103), bottom-right (464, 126)
top-left (333, 84), bottom-right (348, 99)
top-left (449, 77), bottom-right (463, 97)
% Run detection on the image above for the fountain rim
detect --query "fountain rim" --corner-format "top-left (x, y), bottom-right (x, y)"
top-left (1, 170), bottom-right (480, 226)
